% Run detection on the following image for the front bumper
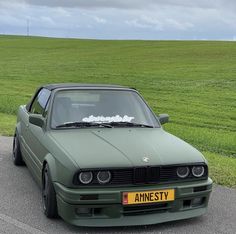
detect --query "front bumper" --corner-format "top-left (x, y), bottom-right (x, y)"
top-left (54, 178), bottom-right (213, 227)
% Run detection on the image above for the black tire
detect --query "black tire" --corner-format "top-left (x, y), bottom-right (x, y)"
top-left (42, 164), bottom-right (58, 218)
top-left (12, 133), bottom-right (25, 166)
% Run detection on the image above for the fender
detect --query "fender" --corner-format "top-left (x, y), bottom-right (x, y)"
top-left (43, 153), bottom-right (58, 185)
top-left (43, 153), bottom-right (76, 187)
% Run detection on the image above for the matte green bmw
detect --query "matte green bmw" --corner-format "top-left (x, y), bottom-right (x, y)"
top-left (13, 84), bottom-right (212, 227)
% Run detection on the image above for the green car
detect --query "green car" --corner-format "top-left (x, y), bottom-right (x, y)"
top-left (13, 84), bottom-right (212, 227)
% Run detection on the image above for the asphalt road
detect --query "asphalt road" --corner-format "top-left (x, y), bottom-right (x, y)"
top-left (0, 136), bottom-right (235, 234)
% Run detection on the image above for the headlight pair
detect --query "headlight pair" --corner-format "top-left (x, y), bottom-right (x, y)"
top-left (177, 166), bottom-right (205, 179)
top-left (78, 171), bottom-right (111, 184)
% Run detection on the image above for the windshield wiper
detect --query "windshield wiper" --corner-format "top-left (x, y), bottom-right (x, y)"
top-left (56, 122), bottom-right (113, 129)
top-left (56, 121), bottom-right (153, 129)
top-left (107, 122), bottom-right (153, 128)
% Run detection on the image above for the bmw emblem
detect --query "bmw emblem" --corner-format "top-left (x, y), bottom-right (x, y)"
top-left (142, 157), bottom-right (150, 163)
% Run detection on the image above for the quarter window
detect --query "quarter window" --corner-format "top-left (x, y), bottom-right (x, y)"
top-left (30, 89), bottom-right (51, 115)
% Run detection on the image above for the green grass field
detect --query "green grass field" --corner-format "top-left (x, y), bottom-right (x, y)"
top-left (0, 35), bottom-right (235, 187)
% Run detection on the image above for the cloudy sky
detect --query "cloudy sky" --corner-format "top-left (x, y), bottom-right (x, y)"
top-left (0, 0), bottom-right (236, 40)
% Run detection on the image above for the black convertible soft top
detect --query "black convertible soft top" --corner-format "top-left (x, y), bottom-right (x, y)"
top-left (43, 83), bottom-right (127, 91)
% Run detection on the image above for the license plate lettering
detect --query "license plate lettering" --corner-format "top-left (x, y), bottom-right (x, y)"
top-left (134, 191), bottom-right (169, 203)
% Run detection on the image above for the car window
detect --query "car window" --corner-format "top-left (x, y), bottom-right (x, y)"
top-left (30, 88), bottom-right (51, 115)
top-left (51, 90), bottom-right (159, 128)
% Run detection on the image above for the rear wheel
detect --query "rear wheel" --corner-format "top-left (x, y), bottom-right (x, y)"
top-left (42, 164), bottom-right (58, 218)
top-left (12, 133), bottom-right (24, 166)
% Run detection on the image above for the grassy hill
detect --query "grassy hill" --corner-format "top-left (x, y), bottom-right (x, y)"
top-left (0, 35), bottom-right (235, 186)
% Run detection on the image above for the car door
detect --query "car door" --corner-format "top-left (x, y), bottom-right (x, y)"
top-left (24, 88), bottom-right (51, 184)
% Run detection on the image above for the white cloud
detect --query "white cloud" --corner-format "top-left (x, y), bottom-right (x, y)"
top-left (125, 19), bottom-right (158, 30)
top-left (139, 16), bottom-right (163, 30)
top-left (125, 14), bottom-right (193, 32)
top-left (40, 16), bottom-right (56, 26)
top-left (165, 19), bottom-right (194, 31)
top-left (52, 7), bottom-right (71, 17)
top-left (93, 16), bottom-right (107, 24)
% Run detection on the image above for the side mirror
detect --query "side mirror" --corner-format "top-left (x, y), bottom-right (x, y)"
top-left (29, 114), bottom-right (45, 128)
top-left (159, 114), bottom-right (169, 125)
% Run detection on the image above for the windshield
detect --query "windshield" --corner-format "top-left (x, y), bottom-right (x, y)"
top-left (51, 89), bottom-right (159, 128)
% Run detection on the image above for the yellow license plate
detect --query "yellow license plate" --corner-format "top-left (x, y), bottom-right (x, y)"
top-left (122, 189), bottom-right (175, 205)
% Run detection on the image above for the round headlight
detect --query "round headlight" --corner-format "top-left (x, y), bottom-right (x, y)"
top-left (192, 166), bottom-right (205, 177)
top-left (79, 171), bottom-right (93, 184)
top-left (177, 167), bottom-right (190, 178)
top-left (97, 171), bottom-right (111, 184)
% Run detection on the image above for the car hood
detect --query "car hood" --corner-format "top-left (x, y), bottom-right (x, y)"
top-left (49, 128), bottom-right (205, 169)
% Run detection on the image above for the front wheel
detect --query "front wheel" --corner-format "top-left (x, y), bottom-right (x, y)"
top-left (42, 164), bottom-right (58, 218)
top-left (12, 133), bottom-right (25, 166)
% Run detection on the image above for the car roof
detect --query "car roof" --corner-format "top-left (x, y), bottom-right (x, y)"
top-left (42, 83), bottom-right (134, 91)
